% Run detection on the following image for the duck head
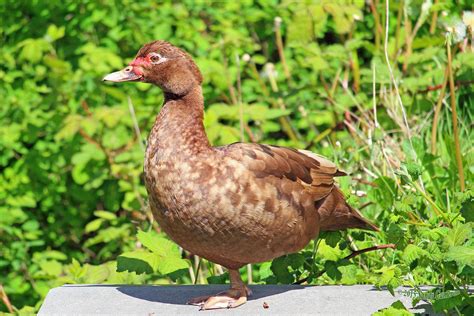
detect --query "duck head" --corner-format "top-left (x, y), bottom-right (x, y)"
top-left (103, 40), bottom-right (203, 96)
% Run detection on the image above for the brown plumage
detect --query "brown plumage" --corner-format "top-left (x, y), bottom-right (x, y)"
top-left (103, 40), bottom-right (378, 310)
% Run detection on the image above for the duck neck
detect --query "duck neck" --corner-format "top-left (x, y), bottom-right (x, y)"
top-left (147, 85), bottom-right (211, 159)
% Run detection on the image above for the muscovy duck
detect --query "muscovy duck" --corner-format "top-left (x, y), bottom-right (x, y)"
top-left (103, 40), bottom-right (378, 310)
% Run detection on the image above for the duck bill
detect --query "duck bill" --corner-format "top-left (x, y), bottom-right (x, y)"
top-left (102, 68), bottom-right (142, 82)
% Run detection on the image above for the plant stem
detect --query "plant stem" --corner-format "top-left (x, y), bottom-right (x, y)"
top-left (320, 71), bottom-right (340, 128)
top-left (188, 264), bottom-right (196, 284)
top-left (430, 67), bottom-right (448, 154)
top-left (402, 7), bottom-right (413, 73)
top-left (384, 0), bottom-right (427, 193)
top-left (344, 243), bottom-right (396, 260)
top-left (247, 264), bottom-right (253, 284)
top-left (293, 244), bottom-right (396, 284)
top-left (446, 42), bottom-right (465, 191)
top-left (235, 53), bottom-right (244, 142)
top-left (429, 0), bottom-right (439, 34)
top-left (193, 256), bottom-right (202, 285)
top-left (370, 0), bottom-right (383, 50)
top-left (412, 181), bottom-right (450, 225)
top-left (222, 52), bottom-right (239, 105)
top-left (0, 284), bottom-right (14, 313)
top-left (248, 58), bottom-right (269, 96)
top-left (392, 0), bottom-right (404, 60)
top-left (418, 79), bottom-right (474, 93)
top-left (312, 127), bottom-right (333, 144)
top-left (127, 96), bottom-right (145, 152)
top-left (265, 63), bottom-right (300, 142)
top-left (441, 264), bottom-right (469, 299)
top-left (350, 50), bottom-right (360, 93)
top-left (403, 0), bottom-right (431, 72)
top-left (274, 17), bottom-right (291, 85)
top-left (223, 51), bottom-right (256, 142)
top-left (347, 235), bottom-right (369, 272)
top-left (383, 0), bottom-right (412, 141)
top-left (372, 62), bottom-right (379, 129)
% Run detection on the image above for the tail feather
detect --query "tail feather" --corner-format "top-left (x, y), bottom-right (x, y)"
top-left (317, 188), bottom-right (379, 232)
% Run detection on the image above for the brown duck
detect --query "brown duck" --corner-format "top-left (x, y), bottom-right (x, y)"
top-left (104, 40), bottom-right (378, 310)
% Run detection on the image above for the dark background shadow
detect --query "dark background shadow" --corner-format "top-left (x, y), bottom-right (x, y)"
top-left (117, 284), bottom-right (306, 305)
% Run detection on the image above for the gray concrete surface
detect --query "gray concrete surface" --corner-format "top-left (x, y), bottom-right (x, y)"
top-left (38, 284), bottom-right (437, 315)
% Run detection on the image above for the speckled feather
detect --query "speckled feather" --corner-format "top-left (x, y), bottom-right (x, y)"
top-left (133, 41), bottom-right (378, 270)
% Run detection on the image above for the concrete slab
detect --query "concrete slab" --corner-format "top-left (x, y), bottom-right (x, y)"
top-left (38, 284), bottom-right (438, 315)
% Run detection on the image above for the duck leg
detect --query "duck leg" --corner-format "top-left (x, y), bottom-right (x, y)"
top-left (187, 269), bottom-right (252, 310)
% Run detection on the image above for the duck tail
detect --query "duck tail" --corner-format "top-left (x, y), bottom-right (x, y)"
top-left (318, 187), bottom-right (379, 232)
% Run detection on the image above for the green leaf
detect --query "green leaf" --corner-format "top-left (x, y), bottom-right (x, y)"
top-left (85, 218), bottom-right (105, 233)
top-left (403, 244), bottom-right (428, 265)
top-left (404, 162), bottom-right (422, 179)
top-left (117, 251), bottom-right (158, 274)
top-left (102, 126), bottom-right (129, 150)
top-left (323, 231), bottom-right (342, 248)
top-left (271, 256), bottom-right (293, 284)
top-left (309, 4), bottom-right (327, 37)
top-left (444, 246), bottom-right (474, 267)
top-left (156, 257), bottom-right (189, 275)
top-left (443, 223), bottom-right (472, 249)
top-left (368, 177), bottom-right (397, 209)
top-left (461, 197), bottom-right (474, 222)
top-left (137, 230), bottom-right (180, 257)
top-left (83, 264), bottom-right (110, 284)
top-left (324, 261), bottom-right (342, 280)
top-left (120, 230), bottom-right (190, 275)
top-left (55, 114), bottom-right (82, 140)
top-left (39, 260), bottom-right (63, 277)
top-left (386, 224), bottom-right (409, 249)
top-left (259, 262), bottom-right (273, 280)
top-left (375, 265), bottom-right (401, 291)
top-left (318, 240), bottom-right (343, 261)
top-left (287, 9), bottom-right (314, 44)
top-left (84, 226), bottom-right (129, 247)
top-left (94, 210), bottom-right (117, 220)
top-left (373, 300), bottom-right (412, 316)
top-left (286, 253), bottom-right (305, 270)
top-left (46, 24), bottom-right (65, 42)
top-left (432, 292), bottom-right (463, 312)
top-left (34, 250), bottom-right (68, 261)
top-left (104, 181), bottom-right (121, 211)
top-left (207, 273), bottom-right (228, 284)
top-left (18, 38), bottom-right (51, 62)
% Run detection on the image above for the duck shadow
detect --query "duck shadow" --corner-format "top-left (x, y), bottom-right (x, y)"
top-left (117, 284), bottom-right (306, 305)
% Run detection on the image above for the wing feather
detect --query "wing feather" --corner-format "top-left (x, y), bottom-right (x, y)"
top-left (219, 143), bottom-right (346, 201)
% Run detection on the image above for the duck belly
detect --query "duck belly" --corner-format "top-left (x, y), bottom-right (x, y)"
top-left (145, 157), bottom-right (319, 268)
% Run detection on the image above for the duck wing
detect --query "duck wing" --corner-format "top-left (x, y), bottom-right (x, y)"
top-left (216, 142), bottom-right (378, 232)
top-left (217, 142), bottom-right (345, 201)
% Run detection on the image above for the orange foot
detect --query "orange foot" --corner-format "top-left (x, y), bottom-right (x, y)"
top-left (187, 286), bottom-right (252, 310)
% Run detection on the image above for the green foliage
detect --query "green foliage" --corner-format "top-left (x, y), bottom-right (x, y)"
top-left (1, 0), bottom-right (473, 314)
top-left (117, 230), bottom-right (189, 276)
top-left (373, 300), bottom-right (412, 316)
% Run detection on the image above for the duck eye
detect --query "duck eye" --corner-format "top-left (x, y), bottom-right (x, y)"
top-left (150, 53), bottom-right (161, 64)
